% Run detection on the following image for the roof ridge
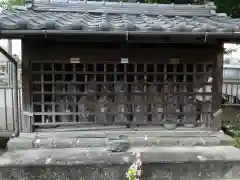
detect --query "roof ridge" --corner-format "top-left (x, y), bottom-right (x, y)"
top-left (24, 0), bottom-right (216, 17)
top-left (5, 0), bottom-right (223, 19)
top-left (31, 0), bottom-right (216, 8)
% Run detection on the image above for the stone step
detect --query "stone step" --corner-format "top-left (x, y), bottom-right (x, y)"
top-left (7, 130), bottom-right (235, 151)
top-left (0, 146), bottom-right (240, 180)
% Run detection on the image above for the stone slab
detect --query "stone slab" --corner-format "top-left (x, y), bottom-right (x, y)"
top-left (34, 128), bottom-right (220, 138)
top-left (7, 138), bottom-right (33, 151)
top-left (7, 130), bottom-right (235, 151)
top-left (0, 146), bottom-right (240, 180)
top-left (1, 163), bottom-right (240, 180)
top-left (1, 146), bottom-right (240, 166)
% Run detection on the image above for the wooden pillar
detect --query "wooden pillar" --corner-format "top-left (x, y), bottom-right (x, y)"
top-left (21, 41), bottom-right (33, 133)
top-left (211, 45), bottom-right (223, 130)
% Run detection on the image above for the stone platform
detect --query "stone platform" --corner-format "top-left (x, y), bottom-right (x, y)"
top-left (0, 128), bottom-right (240, 180)
top-left (6, 127), bottom-right (235, 151)
top-left (0, 146), bottom-right (240, 179)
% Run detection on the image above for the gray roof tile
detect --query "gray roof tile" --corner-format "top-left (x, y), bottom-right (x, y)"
top-left (0, 2), bottom-right (239, 33)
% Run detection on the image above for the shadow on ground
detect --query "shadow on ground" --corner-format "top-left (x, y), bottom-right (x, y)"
top-left (0, 137), bottom-right (9, 155)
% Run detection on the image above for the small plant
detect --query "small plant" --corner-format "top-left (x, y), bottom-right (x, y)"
top-left (234, 139), bottom-right (240, 148)
top-left (230, 124), bottom-right (240, 133)
top-left (126, 152), bottom-right (142, 180)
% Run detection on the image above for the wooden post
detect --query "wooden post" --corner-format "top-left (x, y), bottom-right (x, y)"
top-left (22, 41), bottom-right (33, 133)
top-left (211, 45), bottom-right (223, 130)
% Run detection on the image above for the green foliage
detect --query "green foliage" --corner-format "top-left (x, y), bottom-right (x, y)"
top-left (0, 0), bottom-right (24, 9)
top-left (213, 0), bottom-right (240, 18)
top-left (9, 0), bottom-right (24, 6)
top-left (230, 124), bottom-right (240, 134)
top-left (234, 139), bottom-right (240, 148)
top-left (142, 0), bottom-right (240, 18)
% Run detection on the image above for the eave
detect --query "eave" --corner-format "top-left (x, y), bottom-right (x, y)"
top-left (1, 30), bottom-right (240, 44)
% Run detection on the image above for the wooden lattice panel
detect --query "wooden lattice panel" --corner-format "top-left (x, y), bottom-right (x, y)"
top-left (31, 61), bottom-right (213, 128)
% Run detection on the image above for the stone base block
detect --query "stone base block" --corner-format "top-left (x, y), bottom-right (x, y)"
top-left (0, 160), bottom-right (240, 180)
top-left (0, 146), bottom-right (240, 179)
top-left (7, 129), bottom-right (236, 151)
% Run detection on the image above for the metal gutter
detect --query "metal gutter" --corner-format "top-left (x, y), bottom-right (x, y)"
top-left (0, 30), bottom-right (238, 36)
top-left (0, 46), bottom-right (19, 138)
top-left (1, 30), bottom-right (240, 41)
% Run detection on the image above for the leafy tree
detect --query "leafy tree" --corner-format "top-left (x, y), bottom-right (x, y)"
top-left (143, 0), bottom-right (240, 18)
top-left (0, 0), bottom-right (24, 9)
top-left (213, 0), bottom-right (240, 18)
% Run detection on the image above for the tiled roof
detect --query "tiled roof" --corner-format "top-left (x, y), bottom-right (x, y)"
top-left (0, 1), bottom-right (239, 34)
top-left (1, 11), bottom-right (240, 33)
